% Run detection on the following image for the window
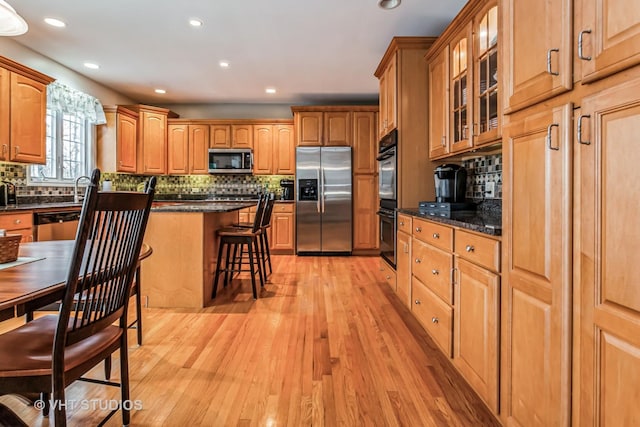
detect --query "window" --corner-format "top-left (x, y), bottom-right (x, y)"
top-left (29, 109), bottom-right (95, 185)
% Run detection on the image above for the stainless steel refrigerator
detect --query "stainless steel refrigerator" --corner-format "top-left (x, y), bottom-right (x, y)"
top-left (296, 147), bottom-right (352, 254)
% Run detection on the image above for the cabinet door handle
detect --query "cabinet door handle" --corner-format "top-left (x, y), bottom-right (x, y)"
top-left (432, 317), bottom-right (439, 324)
top-left (414, 299), bottom-right (421, 305)
top-left (441, 136), bottom-right (446, 147)
top-left (432, 233), bottom-right (440, 239)
top-left (547, 48), bottom-right (560, 76)
top-left (415, 258), bottom-right (422, 264)
top-left (546, 123), bottom-right (560, 151)
top-left (14, 146), bottom-right (19, 156)
top-left (415, 227), bottom-right (422, 233)
top-left (577, 115), bottom-right (591, 145)
top-left (578, 29), bottom-right (592, 61)
top-left (1, 144), bottom-right (7, 155)
top-left (432, 269), bottom-right (439, 275)
top-left (404, 243), bottom-right (409, 254)
top-left (465, 245), bottom-right (475, 252)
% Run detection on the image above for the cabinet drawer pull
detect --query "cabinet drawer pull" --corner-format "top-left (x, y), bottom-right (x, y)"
top-left (578, 29), bottom-right (592, 61)
top-left (432, 317), bottom-right (439, 324)
top-left (432, 269), bottom-right (439, 275)
top-left (414, 299), bottom-right (421, 305)
top-left (432, 233), bottom-right (439, 239)
top-left (415, 258), bottom-right (422, 264)
top-left (465, 245), bottom-right (475, 253)
top-left (415, 227), bottom-right (422, 233)
top-left (546, 48), bottom-right (560, 76)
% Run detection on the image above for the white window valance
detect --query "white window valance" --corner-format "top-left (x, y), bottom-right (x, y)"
top-left (46, 82), bottom-right (107, 124)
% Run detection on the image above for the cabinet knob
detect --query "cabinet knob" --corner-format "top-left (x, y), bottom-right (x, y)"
top-left (432, 269), bottom-right (439, 275)
top-left (399, 221), bottom-right (404, 226)
top-left (415, 258), bottom-right (421, 264)
top-left (386, 275), bottom-right (391, 280)
top-left (414, 299), bottom-right (421, 305)
top-left (15, 219), bottom-right (21, 224)
top-left (465, 245), bottom-right (475, 253)
top-left (432, 233), bottom-right (440, 239)
top-left (415, 227), bottom-right (422, 233)
top-left (432, 317), bottom-right (439, 324)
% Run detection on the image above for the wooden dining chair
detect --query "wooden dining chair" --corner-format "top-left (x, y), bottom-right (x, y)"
top-left (0, 403), bottom-right (27, 427)
top-left (0, 169), bottom-right (156, 427)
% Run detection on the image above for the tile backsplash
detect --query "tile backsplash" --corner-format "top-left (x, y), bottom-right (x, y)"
top-left (0, 162), bottom-right (292, 202)
top-left (462, 153), bottom-right (502, 201)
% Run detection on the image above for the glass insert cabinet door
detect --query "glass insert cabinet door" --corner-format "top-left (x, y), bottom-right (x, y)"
top-left (475, 5), bottom-right (499, 145)
top-left (450, 24), bottom-right (473, 153)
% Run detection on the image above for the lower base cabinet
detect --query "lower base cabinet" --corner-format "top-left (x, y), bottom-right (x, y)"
top-left (394, 214), bottom-right (501, 417)
top-left (270, 203), bottom-right (295, 252)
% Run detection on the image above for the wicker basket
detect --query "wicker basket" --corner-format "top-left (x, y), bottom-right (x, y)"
top-left (0, 234), bottom-right (21, 264)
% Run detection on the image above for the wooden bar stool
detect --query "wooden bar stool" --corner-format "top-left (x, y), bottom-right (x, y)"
top-left (233, 193), bottom-right (275, 278)
top-left (212, 195), bottom-right (266, 300)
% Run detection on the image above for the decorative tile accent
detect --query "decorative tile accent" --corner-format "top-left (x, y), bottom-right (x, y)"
top-left (1, 162), bottom-right (293, 203)
top-left (462, 153), bottom-right (502, 202)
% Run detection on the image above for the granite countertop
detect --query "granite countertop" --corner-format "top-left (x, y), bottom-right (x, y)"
top-left (398, 208), bottom-right (502, 237)
top-left (0, 201), bottom-right (84, 212)
top-left (151, 200), bottom-right (255, 213)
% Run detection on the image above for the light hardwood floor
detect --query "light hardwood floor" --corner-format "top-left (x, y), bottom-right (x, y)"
top-left (0, 255), bottom-right (500, 426)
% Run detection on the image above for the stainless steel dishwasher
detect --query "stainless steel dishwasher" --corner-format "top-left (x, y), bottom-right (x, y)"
top-left (34, 210), bottom-right (82, 241)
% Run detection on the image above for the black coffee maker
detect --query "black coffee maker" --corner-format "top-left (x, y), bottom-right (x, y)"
top-left (280, 179), bottom-right (294, 200)
top-left (434, 164), bottom-right (467, 203)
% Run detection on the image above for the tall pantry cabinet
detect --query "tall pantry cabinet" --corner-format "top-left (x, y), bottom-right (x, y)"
top-left (501, 0), bottom-right (640, 425)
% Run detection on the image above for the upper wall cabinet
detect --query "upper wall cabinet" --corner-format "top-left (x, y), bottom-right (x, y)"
top-left (474, 4), bottom-right (500, 145)
top-left (273, 124), bottom-right (295, 175)
top-left (293, 109), bottom-right (351, 146)
top-left (0, 56), bottom-right (54, 164)
top-left (352, 111), bottom-right (378, 174)
top-left (210, 125), bottom-right (231, 148)
top-left (167, 122), bottom-right (209, 175)
top-left (231, 124), bottom-right (253, 148)
top-left (253, 124), bottom-right (273, 175)
top-left (97, 106), bottom-right (138, 173)
top-left (502, 0), bottom-right (572, 114)
top-left (578, 0), bottom-right (640, 84)
top-left (426, 1), bottom-right (500, 160)
top-left (378, 57), bottom-right (397, 139)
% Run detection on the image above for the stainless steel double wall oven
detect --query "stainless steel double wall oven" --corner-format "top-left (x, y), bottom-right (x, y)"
top-left (376, 129), bottom-right (397, 267)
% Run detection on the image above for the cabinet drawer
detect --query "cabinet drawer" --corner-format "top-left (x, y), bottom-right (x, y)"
top-left (412, 277), bottom-right (453, 357)
top-left (412, 239), bottom-right (453, 305)
top-left (397, 213), bottom-right (412, 234)
top-left (0, 213), bottom-right (33, 230)
top-left (379, 259), bottom-right (396, 291)
top-left (273, 203), bottom-right (294, 213)
top-left (412, 218), bottom-right (453, 251)
top-left (455, 230), bottom-right (501, 272)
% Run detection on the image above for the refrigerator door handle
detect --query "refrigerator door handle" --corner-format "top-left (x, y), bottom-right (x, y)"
top-left (316, 168), bottom-right (321, 213)
top-left (321, 167), bottom-right (325, 213)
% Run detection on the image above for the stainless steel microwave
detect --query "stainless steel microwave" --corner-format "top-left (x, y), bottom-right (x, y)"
top-left (208, 149), bottom-right (253, 174)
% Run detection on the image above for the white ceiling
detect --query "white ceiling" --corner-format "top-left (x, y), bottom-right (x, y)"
top-left (10, 0), bottom-right (466, 105)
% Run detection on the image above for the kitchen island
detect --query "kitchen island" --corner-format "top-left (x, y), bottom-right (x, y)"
top-left (142, 201), bottom-right (254, 308)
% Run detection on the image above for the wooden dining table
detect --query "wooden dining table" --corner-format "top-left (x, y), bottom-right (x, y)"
top-left (0, 240), bottom-right (152, 322)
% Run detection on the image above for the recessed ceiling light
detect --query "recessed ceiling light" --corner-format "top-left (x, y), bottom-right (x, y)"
top-left (189, 18), bottom-right (203, 27)
top-left (378, 0), bottom-right (401, 10)
top-left (83, 62), bottom-right (99, 69)
top-left (265, 88), bottom-right (276, 94)
top-left (155, 89), bottom-right (166, 94)
top-left (219, 60), bottom-right (230, 68)
top-left (44, 17), bottom-right (66, 27)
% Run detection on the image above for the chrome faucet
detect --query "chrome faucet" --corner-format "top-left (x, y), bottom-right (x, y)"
top-left (74, 175), bottom-right (91, 203)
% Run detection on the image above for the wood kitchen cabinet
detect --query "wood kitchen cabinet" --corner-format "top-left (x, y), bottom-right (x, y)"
top-left (395, 214), bottom-right (412, 308)
top-left (449, 24), bottom-right (474, 154)
top-left (474, 3), bottom-right (500, 146)
top-left (293, 109), bottom-right (351, 147)
top-left (189, 124), bottom-right (209, 174)
top-left (270, 203), bottom-right (295, 253)
top-left (0, 57), bottom-right (54, 164)
top-left (97, 106), bottom-right (138, 173)
top-left (210, 125), bottom-right (231, 148)
top-left (352, 174), bottom-right (378, 251)
top-left (253, 124), bottom-right (273, 175)
top-left (352, 111), bottom-right (377, 174)
top-left (502, 0), bottom-right (572, 114)
top-left (578, 0), bottom-right (640, 83)
top-left (0, 212), bottom-right (33, 243)
top-left (428, 47), bottom-right (450, 159)
top-left (577, 75), bottom-right (640, 426)
top-left (502, 103), bottom-right (572, 426)
top-left (378, 57), bottom-right (397, 139)
top-left (231, 124), bottom-right (253, 148)
top-left (167, 123), bottom-right (188, 174)
top-left (273, 124), bottom-right (295, 175)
